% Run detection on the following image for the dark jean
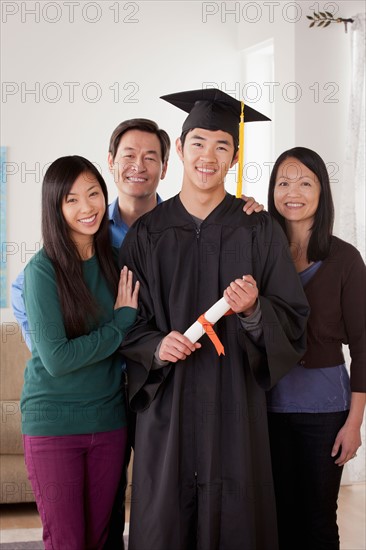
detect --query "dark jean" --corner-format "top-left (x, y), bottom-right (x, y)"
top-left (267, 411), bottom-right (349, 550)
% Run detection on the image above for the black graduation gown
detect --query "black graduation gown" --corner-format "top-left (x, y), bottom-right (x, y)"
top-left (119, 194), bottom-right (309, 550)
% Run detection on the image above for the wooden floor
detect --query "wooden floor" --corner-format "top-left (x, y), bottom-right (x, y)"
top-left (1, 483), bottom-right (365, 548)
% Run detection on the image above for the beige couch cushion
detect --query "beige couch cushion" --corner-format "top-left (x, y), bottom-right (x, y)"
top-left (1, 323), bottom-right (30, 453)
top-left (1, 399), bottom-right (23, 454)
top-left (1, 323), bottom-right (30, 400)
top-left (1, 323), bottom-right (35, 502)
top-left (0, 454), bottom-right (35, 503)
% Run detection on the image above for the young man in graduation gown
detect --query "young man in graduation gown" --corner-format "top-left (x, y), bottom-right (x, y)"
top-left (119, 88), bottom-right (310, 550)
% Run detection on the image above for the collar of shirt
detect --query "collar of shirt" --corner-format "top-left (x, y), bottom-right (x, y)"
top-left (108, 195), bottom-right (163, 248)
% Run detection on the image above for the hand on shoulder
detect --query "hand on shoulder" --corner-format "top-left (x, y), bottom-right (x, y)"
top-left (241, 195), bottom-right (265, 215)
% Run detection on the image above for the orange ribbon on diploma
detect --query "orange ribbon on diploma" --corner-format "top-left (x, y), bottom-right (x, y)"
top-left (197, 314), bottom-right (225, 356)
top-left (183, 297), bottom-right (234, 356)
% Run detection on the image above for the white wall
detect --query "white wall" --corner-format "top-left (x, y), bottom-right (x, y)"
top-left (235, 5), bottom-right (297, 204)
top-left (294, 0), bottom-right (365, 237)
top-left (1, 0), bottom-right (365, 321)
top-left (236, 1), bottom-right (297, 155)
top-left (234, 0), bottom-right (365, 211)
top-left (1, 1), bottom-right (241, 319)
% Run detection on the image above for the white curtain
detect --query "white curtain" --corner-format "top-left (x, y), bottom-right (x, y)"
top-left (339, 13), bottom-right (366, 485)
top-left (339, 13), bottom-right (366, 260)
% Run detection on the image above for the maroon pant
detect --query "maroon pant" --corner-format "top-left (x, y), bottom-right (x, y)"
top-left (23, 428), bottom-right (127, 550)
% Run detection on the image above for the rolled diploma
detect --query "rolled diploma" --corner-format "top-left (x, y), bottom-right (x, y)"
top-left (183, 297), bottom-right (231, 344)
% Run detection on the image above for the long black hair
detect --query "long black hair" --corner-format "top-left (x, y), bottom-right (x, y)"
top-left (267, 147), bottom-right (334, 261)
top-left (42, 155), bottom-right (118, 338)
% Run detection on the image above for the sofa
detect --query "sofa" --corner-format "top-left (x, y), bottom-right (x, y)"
top-left (0, 322), bottom-right (35, 503)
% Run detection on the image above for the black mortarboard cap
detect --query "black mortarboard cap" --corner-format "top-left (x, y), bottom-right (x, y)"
top-left (160, 87), bottom-right (270, 197)
top-left (160, 88), bottom-right (270, 140)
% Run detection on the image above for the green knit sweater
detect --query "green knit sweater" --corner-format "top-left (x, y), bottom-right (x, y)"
top-left (21, 248), bottom-right (137, 436)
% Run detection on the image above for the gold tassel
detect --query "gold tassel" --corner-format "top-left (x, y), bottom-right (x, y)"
top-left (236, 101), bottom-right (245, 198)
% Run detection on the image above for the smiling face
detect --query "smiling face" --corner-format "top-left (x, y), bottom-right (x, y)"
top-left (274, 157), bottom-right (321, 228)
top-left (61, 172), bottom-right (106, 255)
top-left (176, 128), bottom-right (237, 195)
top-left (108, 129), bottom-right (167, 200)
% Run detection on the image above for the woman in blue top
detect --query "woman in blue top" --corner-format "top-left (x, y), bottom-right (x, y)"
top-left (21, 156), bottom-right (139, 549)
top-left (266, 147), bottom-right (366, 550)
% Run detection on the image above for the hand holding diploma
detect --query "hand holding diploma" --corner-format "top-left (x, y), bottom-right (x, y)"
top-left (183, 275), bottom-right (258, 356)
top-left (224, 274), bottom-right (258, 316)
top-left (158, 331), bottom-right (202, 363)
top-left (159, 275), bottom-right (258, 361)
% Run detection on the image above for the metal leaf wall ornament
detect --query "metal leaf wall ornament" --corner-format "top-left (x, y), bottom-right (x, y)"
top-left (307, 12), bottom-right (354, 33)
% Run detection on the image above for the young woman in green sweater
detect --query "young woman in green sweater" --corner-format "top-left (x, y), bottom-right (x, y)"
top-left (21, 155), bottom-right (139, 550)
